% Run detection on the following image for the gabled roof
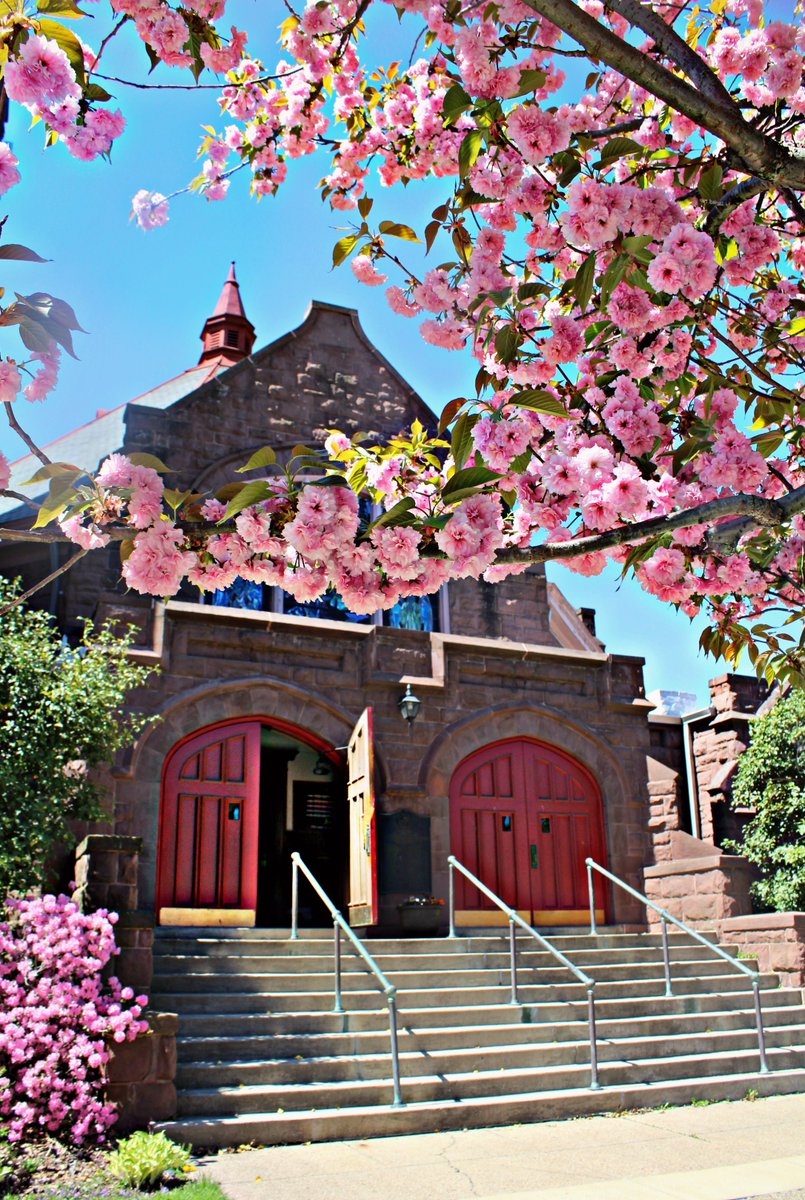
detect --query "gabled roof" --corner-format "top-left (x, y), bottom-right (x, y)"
top-left (0, 361), bottom-right (221, 520)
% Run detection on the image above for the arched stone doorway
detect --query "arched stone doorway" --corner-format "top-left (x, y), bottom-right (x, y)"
top-left (450, 737), bottom-right (607, 926)
top-left (156, 716), bottom-right (346, 926)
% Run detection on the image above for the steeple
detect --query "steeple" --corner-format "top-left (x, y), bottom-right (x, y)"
top-left (199, 263), bottom-right (256, 366)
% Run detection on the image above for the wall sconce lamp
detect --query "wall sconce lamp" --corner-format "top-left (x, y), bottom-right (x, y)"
top-left (313, 753), bottom-right (332, 776)
top-left (398, 683), bottom-right (422, 725)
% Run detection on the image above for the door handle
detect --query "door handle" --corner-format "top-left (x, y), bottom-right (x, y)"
top-left (530, 844), bottom-right (538, 869)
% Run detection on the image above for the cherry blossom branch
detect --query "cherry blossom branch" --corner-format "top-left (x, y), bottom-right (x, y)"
top-left (704, 176), bottom-right (767, 235)
top-left (92, 68), bottom-right (303, 91)
top-left (0, 489), bottom-right (41, 510)
top-left (4, 402), bottom-right (51, 466)
top-left (0, 548), bottom-right (88, 617)
top-left (520, 0), bottom-right (805, 189)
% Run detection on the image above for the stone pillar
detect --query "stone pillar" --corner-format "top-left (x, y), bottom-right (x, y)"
top-left (106, 1012), bottom-right (179, 1132)
top-left (73, 833), bottom-right (143, 914)
top-left (643, 852), bottom-right (755, 927)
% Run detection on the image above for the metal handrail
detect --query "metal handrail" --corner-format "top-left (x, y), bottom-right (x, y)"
top-left (586, 857), bottom-right (769, 1074)
top-left (289, 852), bottom-right (403, 1105)
top-left (447, 854), bottom-right (600, 1089)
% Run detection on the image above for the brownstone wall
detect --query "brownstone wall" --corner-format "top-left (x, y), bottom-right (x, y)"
top-left (719, 913), bottom-right (805, 990)
top-left (646, 718), bottom-right (688, 862)
top-left (692, 674), bottom-right (767, 847)
top-left (98, 600), bottom-right (655, 927)
top-left (643, 853), bottom-right (755, 927)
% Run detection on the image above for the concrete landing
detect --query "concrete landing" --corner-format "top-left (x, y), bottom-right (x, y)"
top-left (196, 1093), bottom-right (805, 1200)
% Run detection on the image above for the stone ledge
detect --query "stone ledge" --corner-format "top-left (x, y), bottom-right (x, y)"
top-left (644, 853), bottom-right (747, 878)
top-left (75, 834), bottom-right (144, 857)
top-left (721, 912), bottom-right (805, 933)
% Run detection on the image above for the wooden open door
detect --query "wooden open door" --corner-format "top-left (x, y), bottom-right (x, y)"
top-left (157, 721), bottom-right (261, 926)
top-left (347, 707), bottom-right (378, 927)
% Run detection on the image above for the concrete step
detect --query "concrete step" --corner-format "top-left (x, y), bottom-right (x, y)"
top-left (174, 1046), bottom-right (805, 1117)
top-left (175, 1023), bottom-right (805, 1089)
top-left (157, 1066), bottom-right (805, 1148)
top-left (153, 943), bottom-right (735, 975)
top-left (149, 970), bottom-right (782, 1013)
top-left (175, 1002), bottom-right (805, 1062)
top-left (163, 986), bottom-right (803, 1036)
top-left (153, 930), bottom-right (718, 955)
top-left (151, 957), bottom-right (749, 994)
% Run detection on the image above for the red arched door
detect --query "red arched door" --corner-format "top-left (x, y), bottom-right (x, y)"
top-left (450, 738), bottom-right (607, 926)
top-left (157, 722), bottom-right (262, 924)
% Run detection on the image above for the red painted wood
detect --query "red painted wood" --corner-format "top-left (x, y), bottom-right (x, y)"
top-left (157, 722), bottom-right (261, 913)
top-left (450, 738), bottom-right (607, 920)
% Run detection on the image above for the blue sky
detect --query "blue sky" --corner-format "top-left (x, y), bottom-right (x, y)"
top-left (0, 0), bottom-right (750, 705)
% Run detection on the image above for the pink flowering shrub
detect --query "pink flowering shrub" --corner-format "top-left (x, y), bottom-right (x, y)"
top-left (0, 894), bottom-right (148, 1145)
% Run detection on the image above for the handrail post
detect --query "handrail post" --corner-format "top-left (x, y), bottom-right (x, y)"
top-left (753, 981), bottom-right (769, 1074)
top-left (587, 859), bottom-right (597, 936)
top-left (333, 917), bottom-right (343, 1014)
top-left (661, 915), bottom-right (673, 997)
top-left (448, 857), bottom-right (457, 938)
top-left (290, 854), bottom-right (299, 940)
top-left (587, 984), bottom-right (600, 1089)
top-left (387, 992), bottom-right (404, 1105)
top-left (508, 917), bottom-right (519, 1006)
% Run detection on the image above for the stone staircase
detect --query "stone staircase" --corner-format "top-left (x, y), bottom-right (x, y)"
top-left (152, 927), bottom-right (805, 1147)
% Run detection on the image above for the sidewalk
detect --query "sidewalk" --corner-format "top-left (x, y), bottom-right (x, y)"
top-left (197, 1093), bottom-right (805, 1200)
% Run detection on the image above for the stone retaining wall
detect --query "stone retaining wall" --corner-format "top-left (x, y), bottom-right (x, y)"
top-left (643, 853), bottom-right (755, 926)
top-left (719, 913), bottom-right (805, 990)
top-left (106, 1012), bottom-right (178, 1133)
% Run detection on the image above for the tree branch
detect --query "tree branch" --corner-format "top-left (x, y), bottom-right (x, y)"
top-left (0, 548), bottom-right (88, 617)
top-left (704, 176), bottom-right (767, 235)
top-left (519, 0), bottom-right (805, 189)
top-left (4, 402), bottom-right (51, 466)
top-left (604, 0), bottom-right (736, 111)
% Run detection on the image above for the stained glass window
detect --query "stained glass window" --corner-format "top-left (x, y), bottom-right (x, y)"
top-left (387, 594), bottom-right (437, 632)
top-left (283, 587), bottom-right (372, 624)
top-left (210, 577), bottom-right (266, 610)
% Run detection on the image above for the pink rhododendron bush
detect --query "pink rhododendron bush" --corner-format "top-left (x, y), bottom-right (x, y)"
top-left (0, 0), bottom-right (804, 683)
top-left (0, 894), bottom-right (148, 1145)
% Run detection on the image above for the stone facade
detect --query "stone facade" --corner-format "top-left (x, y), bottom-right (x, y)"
top-left (719, 913), bottom-right (805, 990)
top-left (0, 297), bottom-right (661, 933)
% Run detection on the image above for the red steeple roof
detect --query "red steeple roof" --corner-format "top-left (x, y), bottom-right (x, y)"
top-left (199, 262), bottom-right (256, 366)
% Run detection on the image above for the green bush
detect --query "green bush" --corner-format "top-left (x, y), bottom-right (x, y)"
top-left (0, 580), bottom-right (155, 894)
top-left (727, 689), bottom-right (805, 911)
top-left (106, 1130), bottom-right (191, 1190)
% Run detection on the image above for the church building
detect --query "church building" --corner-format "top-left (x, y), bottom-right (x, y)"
top-left (1, 269), bottom-right (666, 933)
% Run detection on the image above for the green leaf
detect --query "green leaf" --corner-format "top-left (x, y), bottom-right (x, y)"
top-left (236, 445), bottom-right (276, 473)
top-left (511, 389), bottom-right (566, 417)
top-left (754, 430), bottom-right (784, 457)
top-left (83, 83), bottom-right (113, 103)
top-left (37, 0), bottom-right (90, 15)
top-left (222, 480), bottom-right (272, 522)
top-left (458, 130), bottom-right (484, 180)
top-left (438, 396), bottom-right (467, 434)
top-left (36, 19), bottom-right (86, 84)
top-left (367, 497), bottom-right (417, 530)
top-left (451, 412), bottom-right (477, 470)
top-left (21, 462), bottom-right (83, 486)
top-left (0, 245), bottom-right (48, 264)
top-left (358, 196), bottom-right (373, 218)
top-left (594, 136), bottom-right (642, 169)
top-left (442, 465), bottom-right (500, 499)
top-left (600, 254), bottom-right (630, 305)
top-left (378, 221), bottom-right (421, 242)
top-left (622, 234), bottom-right (654, 263)
top-left (33, 479), bottom-right (77, 528)
top-left (494, 324), bottom-right (519, 365)
top-left (442, 84), bottom-right (472, 126)
top-left (698, 161), bottom-right (724, 202)
top-left (163, 488), bottom-right (191, 512)
top-left (513, 69), bottom-right (547, 97)
top-left (128, 452), bottom-right (172, 474)
top-left (573, 253), bottom-right (596, 311)
top-left (332, 233), bottom-right (361, 268)
top-left (787, 316), bottom-right (805, 336)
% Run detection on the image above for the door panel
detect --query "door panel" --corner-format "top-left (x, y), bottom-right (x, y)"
top-left (158, 722), bottom-right (261, 923)
top-left (451, 738), bottom-right (607, 925)
top-left (347, 707), bottom-right (378, 927)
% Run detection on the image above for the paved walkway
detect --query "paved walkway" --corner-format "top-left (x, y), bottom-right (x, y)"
top-left (196, 1094), bottom-right (805, 1200)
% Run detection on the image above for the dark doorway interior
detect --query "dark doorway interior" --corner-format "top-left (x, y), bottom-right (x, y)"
top-left (256, 726), bottom-right (347, 926)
